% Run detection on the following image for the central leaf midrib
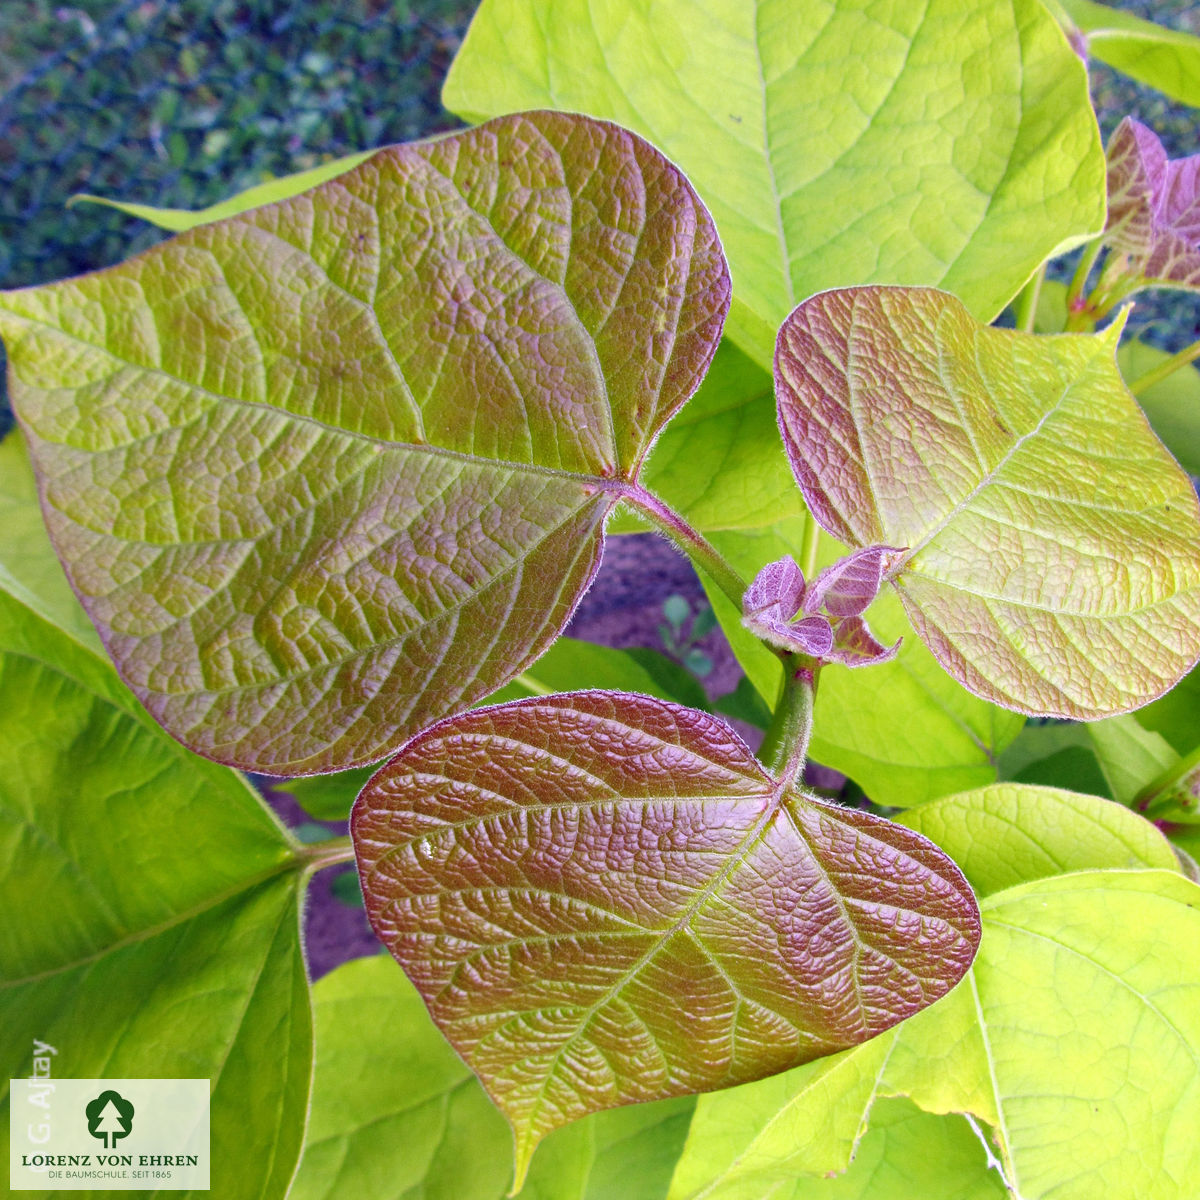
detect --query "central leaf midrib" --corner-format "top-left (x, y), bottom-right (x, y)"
top-left (5, 312), bottom-right (627, 491)
top-left (516, 780), bottom-right (787, 1151)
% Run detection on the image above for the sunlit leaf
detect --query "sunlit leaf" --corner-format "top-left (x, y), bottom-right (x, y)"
top-left (353, 692), bottom-right (981, 1184)
top-left (0, 589), bottom-right (311, 1200)
top-left (1105, 117), bottom-right (1200, 290)
top-left (665, 1033), bottom-right (894, 1200)
top-left (700, 520), bottom-right (1025, 806)
top-left (69, 148), bottom-right (375, 231)
top-left (0, 111), bottom-right (729, 773)
top-left (884, 870), bottom-right (1200, 1200)
top-left (776, 285), bottom-right (1200, 717)
top-left (897, 783), bottom-right (1178, 896)
top-left (1058, 0), bottom-right (1200, 107)
top-left (291, 954), bottom-right (693, 1200)
top-left (444, 0), bottom-right (1104, 366)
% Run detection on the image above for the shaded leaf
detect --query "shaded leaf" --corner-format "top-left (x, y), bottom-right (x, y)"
top-left (1117, 336), bottom-right (1200, 475)
top-left (712, 675), bottom-right (773, 732)
top-left (1086, 714), bottom-right (1178, 805)
top-left (0, 111), bottom-right (729, 773)
top-left (292, 954), bottom-right (693, 1200)
top-left (884, 871), bottom-right (1200, 1199)
top-left (701, 520), bottom-right (1024, 806)
top-left (1105, 117), bottom-right (1200, 289)
top-left (353, 692), bottom-right (980, 1183)
top-left (0, 430), bottom-right (102, 655)
top-left (608, 340), bottom-right (803, 535)
top-left (776, 285), bottom-right (1200, 717)
top-left (996, 721), bottom-right (1110, 797)
top-left (445, 0), bottom-right (1104, 367)
top-left (1137, 663), bottom-right (1200, 755)
top-left (1058, 0), bottom-right (1200, 107)
top-left (0, 589), bottom-right (311, 1200)
top-left (897, 783), bottom-right (1178, 897)
top-left (70, 148), bottom-right (375, 231)
top-left (286, 636), bottom-right (712, 820)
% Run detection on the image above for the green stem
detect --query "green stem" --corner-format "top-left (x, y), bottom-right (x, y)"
top-left (1013, 262), bottom-right (1045, 334)
top-left (626, 485), bottom-right (748, 610)
top-left (1136, 743), bottom-right (1200, 813)
top-left (297, 834), bottom-right (356, 872)
top-left (757, 656), bottom-right (817, 789)
top-left (799, 510), bottom-right (821, 580)
top-left (513, 671), bottom-right (553, 696)
top-left (1064, 237), bottom-right (1104, 317)
top-left (1128, 338), bottom-right (1200, 395)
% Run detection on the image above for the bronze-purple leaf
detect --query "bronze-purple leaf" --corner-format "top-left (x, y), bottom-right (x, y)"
top-left (0, 112), bottom-right (729, 773)
top-left (775, 285), bottom-right (1200, 716)
top-left (1105, 116), bottom-right (1200, 290)
top-left (352, 691), bottom-right (980, 1184)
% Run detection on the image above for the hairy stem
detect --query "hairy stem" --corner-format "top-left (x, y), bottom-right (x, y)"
top-left (1128, 338), bottom-right (1200, 395)
top-left (1064, 237), bottom-right (1104, 316)
top-left (297, 834), bottom-right (356, 872)
top-left (1013, 262), bottom-right (1045, 334)
top-left (626, 485), bottom-right (748, 609)
top-left (758, 656), bottom-right (817, 790)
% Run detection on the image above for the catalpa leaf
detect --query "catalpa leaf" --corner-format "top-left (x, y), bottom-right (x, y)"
top-left (352, 692), bottom-right (981, 1185)
top-left (1105, 117), bottom-right (1200, 290)
top-left (776, 286), bottom-right (1200, 718)
top-left (884, 871), bottom-right (1200, 1200)
top-left (0, 111), bottom-right (729, 773)
top-left (443, 0), bottom-right (1104, 367)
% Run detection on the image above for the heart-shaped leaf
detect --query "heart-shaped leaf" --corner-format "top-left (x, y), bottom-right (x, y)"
top-left (352, 691), bottom-right (981, 1185)
top-left (443, 0), bottom-right (1104, 367)
top-left (775, 285), bottom-right (1200, 718)
top-left (0, 111), bottom-right (729, 774)
top-left (1105, 117), bottom-right (1200, 290)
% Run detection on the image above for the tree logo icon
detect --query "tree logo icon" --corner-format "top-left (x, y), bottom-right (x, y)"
top-left (85, 1090), bottom-right (135, 1149)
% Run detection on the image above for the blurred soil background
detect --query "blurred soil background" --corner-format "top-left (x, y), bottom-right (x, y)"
top-left (0, 0), bottom-right (1195, 973)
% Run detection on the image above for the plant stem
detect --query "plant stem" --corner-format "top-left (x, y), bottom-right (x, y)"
top-left (626, 485), bottom-right (748, 609)
top-left (513, 671), bottom-right (553, 695)
top-left (1013, 262), bottom-right (1045, 334)
top-left (1128, 338), bottom-right (1200, 395)
top-left (1136, 743), bottom-right (1200, 813)
top-left (297, 834), bottom-right (356, 871)
top-left (1064, 237), bottom-right (1104, 317)
top-left (799, 510), bottom-right (821, 580)
top-left (757, 656), bottom-right (817, 790)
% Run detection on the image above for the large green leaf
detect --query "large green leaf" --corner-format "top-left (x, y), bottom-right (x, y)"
top-left (444, 0), bottom-right (1104, 366)
top-left (0, 111), bottom-right (729, 774)
top-left (0, 589), bottom-right (312, 1200)
top-left (292, 954), bottom-right (693, 1200)
top-left (897, 782), bottom-right (1178, 896)
top-left (1057, 0), bottom-right (1200, 107)
top-left (665, 1033), bottom-right (894, 1200)
top-left (698, 520), bottom-right (1024, 806)
top-left (353, 691), bottom-right (980, 1184)
top-left (883, 870), bottom-right (1200, 1199)
top-left (777, 286), bottom-right (1200, 718)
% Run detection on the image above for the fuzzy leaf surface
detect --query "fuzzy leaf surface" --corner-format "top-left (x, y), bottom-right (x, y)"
top-left (776, 285), bottom-right (1200, 717)
top-left (884, 871), bottom-right (1200, 1199)
top-left (352, 692), bottom-right (980, 1181)
top-left (0, 110), bottom-right (729, 773)
top-left (443, 0), bottom-right (1103, 366)
top-left (1105, 117), bottom-right (1200, 289)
